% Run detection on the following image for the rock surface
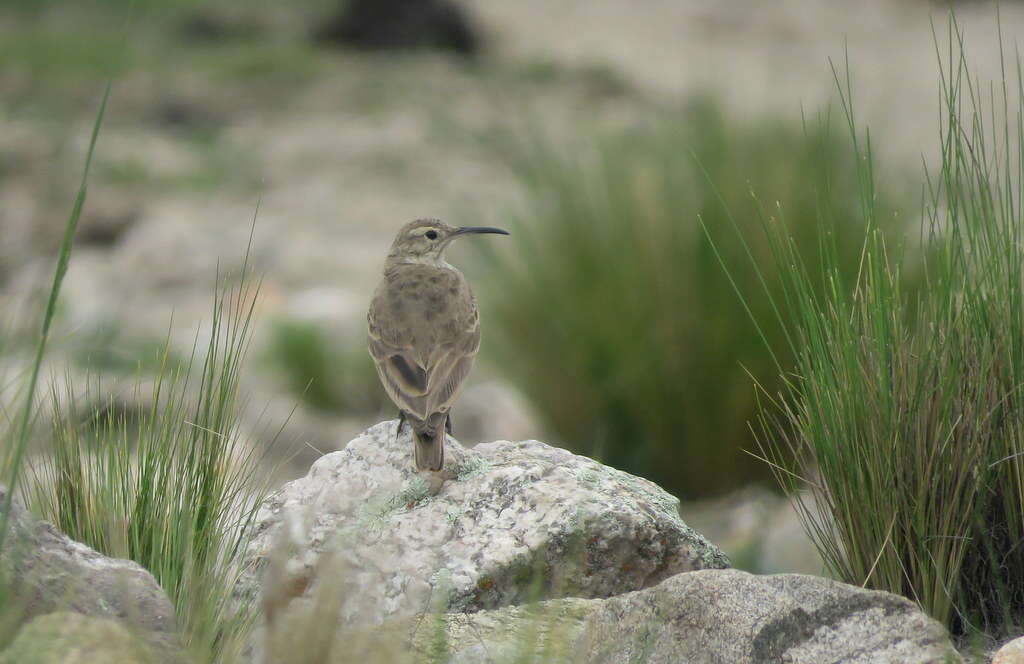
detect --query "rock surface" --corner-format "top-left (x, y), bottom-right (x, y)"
top-left (994, 636), bottom-right (1024, 664)
top-left (430, 569), bottom-right (963, 664)
top-left (236, 420), bottom-right (728, 626)
top-left (0, 486), bottom-right (178, 637)
top-left (0, 612), bottom-right (161, 664)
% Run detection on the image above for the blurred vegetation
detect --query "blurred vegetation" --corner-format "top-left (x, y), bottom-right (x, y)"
top-left (0, 1), bottom-right (327, 112)
top-left (746, 28), bottom-right (1024, 642)
top-left (265, 317), bottom-right (387, 415)
top-left (69, 323), bottom-right (185, 374)
top-left (480, 99), bottom-right (910, 500)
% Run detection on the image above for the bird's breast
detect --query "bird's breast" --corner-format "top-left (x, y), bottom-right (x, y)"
top-left (374, 265), bottom-right (475, 345)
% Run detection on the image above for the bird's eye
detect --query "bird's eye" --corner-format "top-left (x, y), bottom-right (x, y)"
top-left (425, 230), bottom-right (438, 240)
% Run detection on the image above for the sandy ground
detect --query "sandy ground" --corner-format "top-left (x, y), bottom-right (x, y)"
top-left (473, 0), bottom-right (1024, 167)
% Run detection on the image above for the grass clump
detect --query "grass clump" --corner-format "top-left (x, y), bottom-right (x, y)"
top-left (26, 275), bottom-right (273, 659)
top-left (0, 76), bottom-right (274, 656)
top-left (736, 21), bottom-right (1024, 640)
top-left (481, 99), bottom-right (903, 499)
top-left (0, 73), bottom-right (271, 660)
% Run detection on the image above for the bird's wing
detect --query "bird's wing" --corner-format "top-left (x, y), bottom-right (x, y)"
top-left (368, 322), bottom-right (430, 418)
top-left (423, 323), bottom-right (480, 414)
top-left (368, 273), bottom-right (480, 422)
top-left (370, 339), bottom-right (427, 395)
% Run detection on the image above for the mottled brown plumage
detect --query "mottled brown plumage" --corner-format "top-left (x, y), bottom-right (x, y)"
top-left (367, 219), bottom-right (508, 471)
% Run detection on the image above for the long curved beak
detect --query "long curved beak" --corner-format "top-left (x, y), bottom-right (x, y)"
top-left (453, 226), bottom-right (510, 237)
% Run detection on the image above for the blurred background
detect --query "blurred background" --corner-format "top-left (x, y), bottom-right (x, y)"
top-left (0, 0), bottom-right (1020, 575)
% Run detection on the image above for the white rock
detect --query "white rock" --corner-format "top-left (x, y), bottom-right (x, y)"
top-left (994, 636), bottom-right (1024, 664)
top-left (235, 420), bottom-right (728, 627)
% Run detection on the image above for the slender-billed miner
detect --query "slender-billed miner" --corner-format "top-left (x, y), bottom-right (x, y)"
top-left (367, 219), bottom-right (509, 471)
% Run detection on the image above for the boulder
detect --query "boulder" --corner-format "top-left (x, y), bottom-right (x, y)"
top-left (432, 569), bottom-right (962, 664)
top-left (0, 486), bottom-right (177, 636)
top-left (994, 636), bottom-right (1024, 664)
top-left (236, 420), bottom-right (728, 627)
top-left (0, 612), bottom-right (160, 664)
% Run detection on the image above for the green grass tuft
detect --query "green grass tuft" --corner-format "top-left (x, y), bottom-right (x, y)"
top-left (26, 272), bottom-right (275, 660)
top-left (727, 18), bottom-right (1024, 640)
top-left (479, 99), bottom-right (907, 499)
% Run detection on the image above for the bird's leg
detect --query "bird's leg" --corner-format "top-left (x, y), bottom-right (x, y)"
top-left (396, 410), bottom-right (408, 439)
top-left (445, 414), bottom-right (453, 435)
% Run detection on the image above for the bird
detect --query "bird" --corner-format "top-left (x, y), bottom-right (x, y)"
top-left (367, 218), bottom-right (509, 472)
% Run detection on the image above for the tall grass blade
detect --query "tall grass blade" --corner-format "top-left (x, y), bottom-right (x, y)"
top-left (0, 83), bottom-right (110, 554)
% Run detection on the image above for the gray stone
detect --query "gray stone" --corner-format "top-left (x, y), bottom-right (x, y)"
top-left (0, 485), bottom-right (178, 636)
top-left (236, 420), bottom-right (728, 627)
top-left (994, 636), bottom-right (1024, 664)
top-left (434, 569), bottom-right (963, 664)
top-left (0, 612), bottom-right (158, 664)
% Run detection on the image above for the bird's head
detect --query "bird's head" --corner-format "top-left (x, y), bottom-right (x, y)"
top-left (387, 219), bottom-right (509, 266)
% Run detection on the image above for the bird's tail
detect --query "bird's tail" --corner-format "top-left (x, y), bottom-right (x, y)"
top-left (412, 415), bottom-right (446, 472)
top-left (413, 428), bottom-right (445, 471)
